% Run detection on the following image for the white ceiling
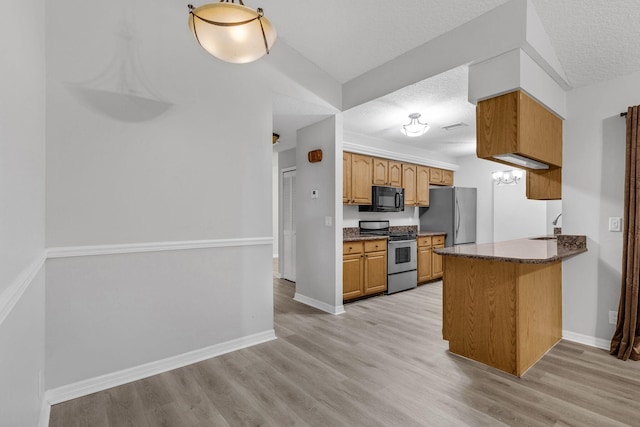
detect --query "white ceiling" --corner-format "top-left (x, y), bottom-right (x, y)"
top-left (269, 0), bottom-right (640, 156)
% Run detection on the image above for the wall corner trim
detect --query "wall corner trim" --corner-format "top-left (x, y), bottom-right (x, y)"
top-left (38, 394), bottom-right (51, 427)
top-left (562, 330), bottom-right (610, 351)
top-left (45, 329), bottom-right (277, 406)
top-left (46, 237), bottom-right (273, 259)
top-left (293, 293), bottom-right (346, 315)
top-left (0, 253), bottom-right (46, 327)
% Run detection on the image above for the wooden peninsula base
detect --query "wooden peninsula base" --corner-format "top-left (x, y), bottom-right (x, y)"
top-left (442, 256), bottom-right (562, 377)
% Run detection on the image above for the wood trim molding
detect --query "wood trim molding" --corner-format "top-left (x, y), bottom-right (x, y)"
top-left (45, 330), bottom-right (276, 406)
top-left (0, 253), bottom-right (46, 327)
top-left (343, 141), bottom-right (459, 171)
top-left (294, 292), bottom-right (346, 315)
top-left (46, 237), bottom-right (273, 259)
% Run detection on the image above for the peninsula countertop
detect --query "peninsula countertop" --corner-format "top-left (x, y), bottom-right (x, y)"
top-left (434, 235), bottom-right (587, 264)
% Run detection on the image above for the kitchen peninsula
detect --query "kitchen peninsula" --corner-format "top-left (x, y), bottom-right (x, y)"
top-left (436, 235), bottom-right (587, 377)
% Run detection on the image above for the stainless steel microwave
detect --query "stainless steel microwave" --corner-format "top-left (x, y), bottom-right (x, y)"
top-left (359, 186), bottom-right (405, 212)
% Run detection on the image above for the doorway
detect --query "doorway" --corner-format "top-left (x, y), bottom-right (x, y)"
top-left (282, 169), bottom-right (296, 281)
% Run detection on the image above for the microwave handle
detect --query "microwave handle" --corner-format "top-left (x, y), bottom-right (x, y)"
top-left (395, 193), bottom-right (400, 209)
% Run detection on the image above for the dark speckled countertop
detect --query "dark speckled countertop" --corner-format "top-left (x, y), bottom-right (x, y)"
top-left (343, 227), bottom-right (445, 242)
top-left (434, 235), bottom-right (587, 264)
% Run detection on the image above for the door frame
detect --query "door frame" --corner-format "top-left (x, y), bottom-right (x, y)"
top-left (279, 166), bottom-right (296, 281)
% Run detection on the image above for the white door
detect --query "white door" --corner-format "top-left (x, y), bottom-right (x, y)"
top-left (282, 170), bottom-right (296, 281)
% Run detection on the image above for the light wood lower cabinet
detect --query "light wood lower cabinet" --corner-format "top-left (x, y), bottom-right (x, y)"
top-left (417, 235), bottom-right (445, 283)
top-left (443, 256), bottom-right (562, 377)
top-left (343, 239), bottom-right (387, 301)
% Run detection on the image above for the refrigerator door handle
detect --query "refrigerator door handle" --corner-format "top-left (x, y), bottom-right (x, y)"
top-left (455, 198), bottom-right (461, 238)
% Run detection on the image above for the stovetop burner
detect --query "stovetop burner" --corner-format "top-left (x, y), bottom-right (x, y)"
top-left (358, 220), bottom-right (417, 241)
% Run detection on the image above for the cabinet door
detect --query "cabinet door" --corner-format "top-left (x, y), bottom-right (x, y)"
top-left (351, 154), bottom-right (373, 204)
top-left (526, 168), bottom-right (561, 200)
top-left (417, 166), bottom-right (430, 206)
top-left (432, 244), bottom-right (444, 278)
top-left (372, 158), bottom-right (388, 185)
top-left (430, 168), bottom-right (443, 184)
top-left (388, 161), bottom-right (403, 187)
top-left (402, 163), bottom-right (417, 206)
top-left (417, 246), bottom-right (432, 283)
top-left (343, 152), bottom-right (352, 204)
top-left (343, 254), bottom-right (364, 300)
top-left (364, 250), bottom-right (387, 295)
top-left (442, 170), bottom-right (454, 186)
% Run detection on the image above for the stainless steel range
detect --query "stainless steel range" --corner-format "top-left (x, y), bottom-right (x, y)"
top-left (359, 220), bottom-right (417, 294)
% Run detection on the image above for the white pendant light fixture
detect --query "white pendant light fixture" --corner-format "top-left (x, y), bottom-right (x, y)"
top-left (188, 1), bottom-right (277, 64)
top-left (401, 113), bottom-right (430, 137)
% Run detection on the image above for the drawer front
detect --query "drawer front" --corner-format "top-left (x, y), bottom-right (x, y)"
top-left (364, 239), bottom-right (386, 253)
top-left (343, 241), bottom-right (364, 255)
top-left (418, 236), bottom-right (432, 247)
top-left (433, 235), bottom-right (445, 245)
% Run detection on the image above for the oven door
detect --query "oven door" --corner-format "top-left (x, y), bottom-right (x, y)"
top-left (387, 240), bottom-right (417, 274)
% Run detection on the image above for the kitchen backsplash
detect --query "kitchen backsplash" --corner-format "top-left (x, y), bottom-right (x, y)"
top-left (342, 205), bottom-right (419, 228)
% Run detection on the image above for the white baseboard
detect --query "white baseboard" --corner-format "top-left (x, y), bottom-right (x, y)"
top-left (562, 330), bottom-right (610, 350)
top-left (294, 293), bottom-right (345, 315)
top-left (38, 394), bottom-right (51, 427)
top-left (45, 329), bottom-right (276, 405)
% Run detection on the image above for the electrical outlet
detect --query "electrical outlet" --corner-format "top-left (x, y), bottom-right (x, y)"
top-left (609, 217), bottom-right (622, 232)
top-left (324, 216), bottom-right (332, 227)
top-left (609, 310), bottom-right (618, 325)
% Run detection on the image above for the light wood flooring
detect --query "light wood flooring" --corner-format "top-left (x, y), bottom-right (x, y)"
top-left (50, 275), bottom-right (640, 426)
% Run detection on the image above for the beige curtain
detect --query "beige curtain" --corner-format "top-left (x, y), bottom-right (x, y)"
top-left (611, 105), bottom-right (640, 361)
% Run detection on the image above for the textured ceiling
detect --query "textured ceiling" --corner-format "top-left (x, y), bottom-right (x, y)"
top-left (342, 66), bottom-right (477, 157)
top-left (269, 0), bottom-right (640, 157)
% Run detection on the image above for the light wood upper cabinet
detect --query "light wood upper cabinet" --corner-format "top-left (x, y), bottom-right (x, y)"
top-left (344, 153), bottom-right (372, 205)
top-left (430, 168), bottom-right (454, 186)
top-left (343, 152), bottom-right (352, 204)
top-left (476, 90), bottom-right (562, 168)
top-left (402, 163), bottom-right (417, 206)
top-left (416, 166), bottom-right (430, 206)
top-left (343, 239), bottom-right (387, 301)
top-left (388, 161), bottom-right (402, 186)
top-left (526, 168), bottom-right (561, 200)
top-left (372, 158), bottom-right (403, 187)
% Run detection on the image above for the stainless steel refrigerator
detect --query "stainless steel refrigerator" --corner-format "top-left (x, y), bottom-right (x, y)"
top-left (419, 187), bottom-right (477, 247)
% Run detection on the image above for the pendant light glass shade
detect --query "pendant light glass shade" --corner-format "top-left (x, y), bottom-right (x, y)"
top-left (188, 1), bottom-right (277, 64)
top-left (401, 113), bottom-right (430, 137)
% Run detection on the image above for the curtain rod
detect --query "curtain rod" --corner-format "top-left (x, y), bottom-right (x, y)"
top-left (621, 112), bottom-right (627, 117)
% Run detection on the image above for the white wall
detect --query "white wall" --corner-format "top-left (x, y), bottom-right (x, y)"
top-left (493, 175), bottom-right (547, 241)
top-left (454, 155), bottom-right (549, 243)
top-left (562, 70), bottom-right (636, 345)
top-left (295, 116), bottom-right (344, 313)
top-left (45, 0), bottom-right (274, 389)
top-left (0, 0), bottom-right (47, 423)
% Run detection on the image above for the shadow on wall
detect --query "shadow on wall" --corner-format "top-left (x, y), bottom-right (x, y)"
top-left (595, 115), bottom-right (626, 339)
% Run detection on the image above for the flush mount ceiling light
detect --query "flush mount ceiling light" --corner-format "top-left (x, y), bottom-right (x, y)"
top-left (492, 170), bottom-right (524, 185)
top-left (401, 113), bottom-right (430, 137)
top-left (188, 1), bottom-right (277, 64)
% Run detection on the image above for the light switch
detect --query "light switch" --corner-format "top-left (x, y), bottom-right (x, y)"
top-left (609, 217), bottom-right (622, 232)
top-left (311, 189), bottom-right (319, 199)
